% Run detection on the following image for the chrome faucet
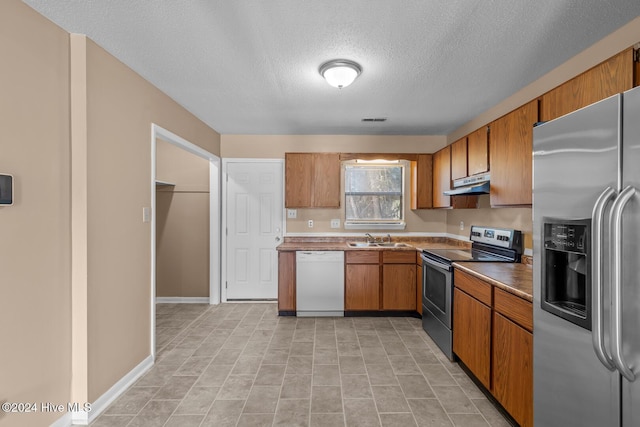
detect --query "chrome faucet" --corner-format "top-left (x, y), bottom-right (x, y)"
top-left (385, 234), bottom-right (392, 243)
top-left (365, 233), bottom-right (376, 243)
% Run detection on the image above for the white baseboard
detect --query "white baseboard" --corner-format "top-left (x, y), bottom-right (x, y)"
top-left (155, 297), bottom-right (210, 304)
top-left (50, 412), bottom-right (72, 427)
top-left (57, 354), bottom-right (154, 426)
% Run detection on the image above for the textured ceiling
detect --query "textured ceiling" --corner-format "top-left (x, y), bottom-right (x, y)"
top-left (22, 0), bottom-right (640, 135)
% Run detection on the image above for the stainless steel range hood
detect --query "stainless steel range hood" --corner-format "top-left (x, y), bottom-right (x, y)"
top-left (443, 173), bottom-right (490, 196)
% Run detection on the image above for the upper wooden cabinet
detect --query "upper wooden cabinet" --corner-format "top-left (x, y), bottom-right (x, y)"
top-left (467, 126), bottom-right (489, 176)
top-left (452, 128), bottom-right (489, 181)
top-left (489, 100), bottom-right (539, 207)
top-left (285, 153), bottom-right (340, 208)
top-left (432, 146), bottom-right (451, 208)
top-left (541, 49), bottom-right (634, 122)
top-left (410, 154), bottom-right (433, 209)
top-left (450, 137), bottom-right (468, 181)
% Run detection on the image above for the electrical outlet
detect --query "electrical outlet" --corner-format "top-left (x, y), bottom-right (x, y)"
top-left (459, 221), bottom-right (464, 231)
top-left (330, 219), bottom-right (340, 229)
top-left (308, 219), bottom-right (314, 228)
top-left (287, 209), bottom-right (297, 219)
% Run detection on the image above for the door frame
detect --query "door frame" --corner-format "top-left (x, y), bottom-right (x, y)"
top-left (150, 124), bottom-right (221, 358)
top-left (221, 158), bottom-right (285, 302)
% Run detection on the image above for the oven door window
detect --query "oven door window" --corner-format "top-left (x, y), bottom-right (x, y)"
top-left (426, 267), bottom-right (447, 312)
top-left (423, 261), bottom-right (452, 327)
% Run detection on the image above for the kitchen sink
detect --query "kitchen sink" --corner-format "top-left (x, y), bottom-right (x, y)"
top-left (346, 241), bottom-right (412, 248)
top-left (375, 242), bottom-right (411, 248)
top-left (346, 242), bottom-right (376, 248)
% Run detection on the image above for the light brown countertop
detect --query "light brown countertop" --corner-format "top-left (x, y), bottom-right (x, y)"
top-left (276, 237), bottom-right (470, 252)
top-left (452, 262), bottom-right (533, 302)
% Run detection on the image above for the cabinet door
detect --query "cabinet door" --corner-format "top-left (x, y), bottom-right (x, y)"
top-left (432, 146), bottom-right (451, 208)
top-left (489, 100), bottom-right (538, 206)
top-left (467, 127), bottom-right (489, 176)
top-left (345, 264), bottom-right (380, 310)
top-left (278, 251), bottom-right (296, 312)
top-left (450, 137), bottom-right (468, 180)
top-left (313, 153), bottom-right (340, 207)
top-left (541, 49), bottom-right (634, 122)
top-left (453, 288), bottom-right (491, 389)
top-left (492, 312), bottom-right (533, 427)
top-left (382, 264), bottom-right (416, 310)
top-left (285, 153), bottom-right (312, 207)
top-left (410, 154), bottom-right (433, 209)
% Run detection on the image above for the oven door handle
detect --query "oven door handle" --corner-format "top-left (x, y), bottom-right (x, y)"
top-left (421, 254), bottom-right (452, 272)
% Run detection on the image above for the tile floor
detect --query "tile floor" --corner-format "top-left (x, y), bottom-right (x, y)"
top-left (88, 303), bottom-right (513, 427)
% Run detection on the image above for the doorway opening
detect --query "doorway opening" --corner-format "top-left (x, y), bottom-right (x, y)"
top-left (150, 124), bottom-right (220, 358)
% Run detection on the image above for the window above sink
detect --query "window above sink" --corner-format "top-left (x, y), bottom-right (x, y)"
top-left (344, 160), bottom-right (406, 230)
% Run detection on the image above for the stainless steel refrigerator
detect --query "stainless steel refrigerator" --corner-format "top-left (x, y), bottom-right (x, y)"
top-left (533, 85), bottom-right (640, 426)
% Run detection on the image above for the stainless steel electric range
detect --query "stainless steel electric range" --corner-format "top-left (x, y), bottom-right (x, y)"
top-left (421, 226), bottom-right (523, 360)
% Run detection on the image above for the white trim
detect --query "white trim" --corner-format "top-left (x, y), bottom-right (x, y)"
top-left (221, 158), bottom-right (286, 303)
top-left (151, 124), bottom-right (221, 360)
top-left (67, 355), bottom-right (154, 426)
top-left (155, 297), bottom-right (210, 304)
top-left (209, 156), bottom-right (221, 305)
top-left (50, 412), bottom-right (72, 427)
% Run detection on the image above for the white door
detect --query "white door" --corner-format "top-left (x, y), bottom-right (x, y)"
top-left (225, 161), bottom-right (283, 299)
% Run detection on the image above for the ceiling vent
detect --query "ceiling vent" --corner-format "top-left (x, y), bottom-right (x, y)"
top-left (361, 118), bottom-right (387, 122)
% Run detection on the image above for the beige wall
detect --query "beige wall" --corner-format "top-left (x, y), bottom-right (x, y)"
top-left (222, 135), bottom-right (449, 233)
top-left (156, 139), bottom-right (210, 298)
top-left (0, 1), bottom-right (72, 426)
top-left (286, 161), bottom-right (448, 234)
top-left (446, 196), bottom-right (533, 250)
top-left (221, 134), bottom-right (447, 158)
top-left (81, 37), bottom-right (220, 401)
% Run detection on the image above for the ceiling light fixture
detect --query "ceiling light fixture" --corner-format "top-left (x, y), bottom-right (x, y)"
top-left (319, 59), bottom-right (362, 89)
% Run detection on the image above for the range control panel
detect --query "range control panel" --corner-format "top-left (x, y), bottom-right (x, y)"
top-left (544, 222), bottom-right (588, 254)
top-left (470, 226), bottom-right (522, 250)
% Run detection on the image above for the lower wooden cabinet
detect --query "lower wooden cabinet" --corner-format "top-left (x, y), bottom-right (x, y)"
top-left (382, 264), bottom-right (416, 310)
top-left (492, 312), bottom-right (533, 427)
top-left (345, 264), bottom-right (380, 310)
top-left (344, 250), bottom-right (418, 312)
top-left (277, 251), bottom-right (296, 313)
top-left (453, 267), bottom-right (533, 427)
top-left (452, 288), bottom-right (491, 389)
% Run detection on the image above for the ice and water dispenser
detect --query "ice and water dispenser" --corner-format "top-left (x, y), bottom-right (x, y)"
top-left (541, 218), bottom-right (591, 330)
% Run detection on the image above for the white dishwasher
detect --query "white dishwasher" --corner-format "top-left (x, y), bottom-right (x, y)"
top-left (296, 251), bottom-right (344, 317)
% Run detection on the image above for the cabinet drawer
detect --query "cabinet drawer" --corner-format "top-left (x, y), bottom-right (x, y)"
top-left (346, 251), bottom-right (379, 264)
top-left (494, 288), bottom-right (533, 332)
top-left (382, 250), bottom-right (416, 264)
top-left (454, 270), bottom-right (492, 306)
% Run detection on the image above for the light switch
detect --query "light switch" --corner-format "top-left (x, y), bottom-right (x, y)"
top-left (287, 209), bottom-right (297, 219)
top-left (330, 219), bottom-right (340, 228)
top-left (143, 207), bottom-right (151, 223)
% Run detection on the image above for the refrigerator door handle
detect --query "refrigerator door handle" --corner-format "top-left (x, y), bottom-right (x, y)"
top-left (591, 186), bottom-right (617, 371)
top-left (611, 185), bottom-right (637, 382)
